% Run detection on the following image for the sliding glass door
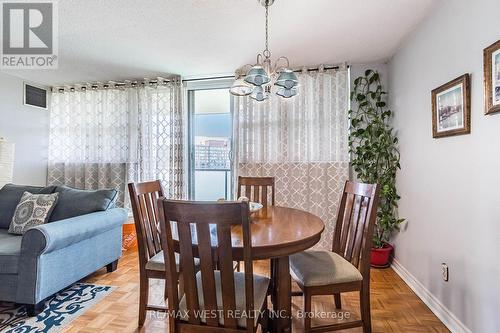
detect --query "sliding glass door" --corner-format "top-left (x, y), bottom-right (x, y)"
top-left (188, 87), bottom-right (233, 200)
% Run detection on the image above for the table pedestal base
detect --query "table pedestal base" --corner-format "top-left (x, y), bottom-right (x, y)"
top-left (271, 257), bottom-right (292, 333)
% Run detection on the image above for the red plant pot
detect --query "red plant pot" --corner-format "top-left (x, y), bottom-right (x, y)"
top-left (370, 243), bottom-right (394, 268)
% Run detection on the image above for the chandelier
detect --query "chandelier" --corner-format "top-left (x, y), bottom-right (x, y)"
top-left (230, 0), bottom-right (299, 101)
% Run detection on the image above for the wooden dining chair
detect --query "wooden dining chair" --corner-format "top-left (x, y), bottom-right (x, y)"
top-left (236, 176), bottom-right (275, 272)
top-left (290, 181), bottom-right (380, 333)
top-left (157, 199), bottom-right (270, 333)
top-left (128, 180), bottom-right (167, 326)
top-left (237, 176), bottom-right (275, 208)
top-left (128, 181), bottom-right (200, 326)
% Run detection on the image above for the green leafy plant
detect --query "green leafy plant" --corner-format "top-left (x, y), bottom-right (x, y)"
top-left (348, 69), bottom-right (405, 248)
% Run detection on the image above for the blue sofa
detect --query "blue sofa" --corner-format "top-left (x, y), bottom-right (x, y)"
top-left (0, 184), bottom-right (127, 315)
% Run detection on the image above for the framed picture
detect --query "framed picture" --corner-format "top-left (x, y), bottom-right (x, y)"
top-left (431, 74), bottom-right (470, 138)
top-left (484, 40), bottom-right (500, 115)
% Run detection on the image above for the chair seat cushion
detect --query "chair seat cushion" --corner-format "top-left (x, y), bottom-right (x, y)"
top-left (0, 229), bottom-right (22, 274)
top-left (179, 271), bottom-right (270, 328)
top-left (145, 251), bottom-right (200, 271)
top-left (290, 250), bottom-right (362, 287)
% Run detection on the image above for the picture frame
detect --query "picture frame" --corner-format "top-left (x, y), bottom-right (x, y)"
top-left (484, 40), bottom-right (500, 115)
top-left (431, 74), bottom-right (470, 138)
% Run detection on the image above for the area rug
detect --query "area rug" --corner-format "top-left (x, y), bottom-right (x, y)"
top-left (0, 283), bottom-right (114, 333)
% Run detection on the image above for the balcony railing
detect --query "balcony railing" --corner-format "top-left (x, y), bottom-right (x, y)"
top-left (194, 168), bottom-right (231, 200)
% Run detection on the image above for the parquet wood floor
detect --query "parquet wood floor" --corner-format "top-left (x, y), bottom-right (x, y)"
top-left (64, 249), bottom-right (449, 333)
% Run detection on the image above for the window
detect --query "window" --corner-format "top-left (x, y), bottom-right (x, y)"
top-left (187, 81), bottom-right (234, 200)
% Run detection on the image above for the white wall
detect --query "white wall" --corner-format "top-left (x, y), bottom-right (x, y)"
top-left (389, 0), bottom-right (500, 332)
top-left (0, 72), bottom-right (49, 186)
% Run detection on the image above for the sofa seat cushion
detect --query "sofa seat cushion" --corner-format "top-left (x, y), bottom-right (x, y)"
top-left (178, 271), bottom-right (270, 328)
top-left (0, 229), bottom-right (22, 274)
top-left (49, 186), bottom-right (118, 222)
top-left (290, 250), bottom-right (362, 287)
top-left (0, 184), bottom-right (56, 229)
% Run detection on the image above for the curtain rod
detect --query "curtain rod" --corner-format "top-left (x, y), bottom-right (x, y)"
top-left (182, 64), bottom-right (349, 82)
top-left (52, 76), bottom-right (180, 92)
top-left (52, 65), bottom-right (349, 90)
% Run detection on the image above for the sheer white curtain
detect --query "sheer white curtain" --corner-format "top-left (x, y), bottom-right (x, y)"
top-left (233, 66), bottom-right (349, 250)
top-left (132, 84), bottom-right (186, 199)
top-left (47, 78), bottom-right (186, 206)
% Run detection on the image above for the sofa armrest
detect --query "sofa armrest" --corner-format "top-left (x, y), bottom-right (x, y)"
top-left (21, 208), bottom-right (128, 256)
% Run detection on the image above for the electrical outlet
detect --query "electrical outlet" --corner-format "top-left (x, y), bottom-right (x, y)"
top-left (441, 263), bottom-right (449, 281)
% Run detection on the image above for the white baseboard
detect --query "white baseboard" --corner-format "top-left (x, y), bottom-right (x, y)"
top-left (391, 258), bottom-right (471, 333)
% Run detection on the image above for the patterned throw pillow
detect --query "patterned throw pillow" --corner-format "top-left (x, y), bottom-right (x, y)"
top-left (8, 191), bottom-right (59, 235)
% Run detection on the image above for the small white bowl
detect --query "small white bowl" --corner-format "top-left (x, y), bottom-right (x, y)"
top-left (249, 202), bottom-right (263, 213)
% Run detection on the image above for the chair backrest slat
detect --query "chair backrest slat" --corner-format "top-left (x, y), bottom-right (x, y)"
top-left (195, 222), bottom-right (219, 327)
top-left (137, 195), bottom-right (155, 257)
top-left (157, 202), bottom-right (180, 311)
top-left (237, 176), bottom-right (275, 208)
top-left (145, 192), bottom-right (162, 252)
top-left (217, 224), bottom-right (238, 328)
top-left (262, 185), bottom-right (268, 207)
top-left (128, 180), bottom-right (164, 264)
top-left (158, 200), bottom-right (253, 331)
top-left (332, 181), bottom-right (380, 277)
top-left (344, 195), bottom-right (362, 261)
top-left (245, 185), bottom-right (252, 200)
top-left (339, 193), bottom-right (355, 254)
top-left (351, 196), bottom-right (370, 268)
top-left (177, 221), bottom-right (201, 324)
top-left (253, 186), bottom-right (260, 205)
top-left (151, 190), bottom-right (162, 238)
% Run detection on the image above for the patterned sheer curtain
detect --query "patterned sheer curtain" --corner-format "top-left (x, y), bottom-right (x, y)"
top-left (132, 84), bottom-right (185, 199)
top-left (233, 66), bottom-right (349, 250)
top-left (47, 77), bottom-right (186, 207)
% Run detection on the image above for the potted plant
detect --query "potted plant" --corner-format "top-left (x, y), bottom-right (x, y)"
top-left (348, 69), bottom-right (405, 268)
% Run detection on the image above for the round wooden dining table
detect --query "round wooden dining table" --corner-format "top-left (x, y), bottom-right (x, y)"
top-left (232, 206), bottom-right (325, 333)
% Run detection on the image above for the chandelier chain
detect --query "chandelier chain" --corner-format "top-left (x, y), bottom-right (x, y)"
top-left (264, 1), bottom-right (269, 57)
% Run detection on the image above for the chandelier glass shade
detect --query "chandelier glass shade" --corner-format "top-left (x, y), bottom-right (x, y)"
top-left (276, 86), bottom-right (298, 98)
top-left (230, 0), bottom-right (299, 101)
top-left (275, 69), bottom-right (299, 89)
top-left (229, 76), bottom-right (254, 96)
top-left (250, 85), bottom-right (270, 102)
top-left (244, 65), bottom-right (271, 86)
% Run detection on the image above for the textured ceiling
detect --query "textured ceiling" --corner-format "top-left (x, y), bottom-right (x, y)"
top-left (1, 0), bottom-right (437, 86)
